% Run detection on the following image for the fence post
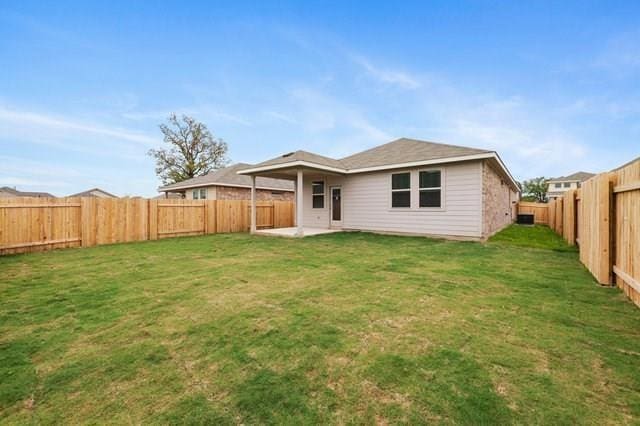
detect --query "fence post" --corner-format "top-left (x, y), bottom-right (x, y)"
top-left (597, 173), bottom-right (613, 285)
top-left (563, 189), bottom-right (576, 245)
top-left (148, 199), bottom-right (158, 240)
top-left (207, 200), bottom-right (217, 234)
top-left (80, 197), bottom-right (95, 247)
top-left (608, 174), bottom-right (616, 286)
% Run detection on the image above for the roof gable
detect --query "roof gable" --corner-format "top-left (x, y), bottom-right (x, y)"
top-left (68, 188), bottom-right (117, 198)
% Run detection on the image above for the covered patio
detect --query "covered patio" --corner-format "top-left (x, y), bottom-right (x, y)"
top-left (238, 151), bottom-right (347, 237)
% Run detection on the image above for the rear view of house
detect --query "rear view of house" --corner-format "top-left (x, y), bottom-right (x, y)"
top-left (239, 138), bottom-right (519, 240)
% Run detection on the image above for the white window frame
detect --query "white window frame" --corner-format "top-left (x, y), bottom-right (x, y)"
top-left (390, 171), bottom-right (412, 209)
top-left (311, 181), bottom-right (325, 209)
top-left (192, 189), bottom-right (199, 200)
top-left (199, 188), bottom-right (207, 199)
top-left (418, 168), bottom-right (445, 210)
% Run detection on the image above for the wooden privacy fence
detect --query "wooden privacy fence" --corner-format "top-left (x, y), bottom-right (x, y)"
top-left (517, 201), bottom-right (549, 224)
top-left (0, 198), bottom-right (295, 255)
top-left (544, 157), bottom-right (640, 308)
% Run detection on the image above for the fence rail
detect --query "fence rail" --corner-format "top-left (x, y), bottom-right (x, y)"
top-left (0, 198), bottom-right (294, 255)
top-left (520, 157), bottom-right (640, 308)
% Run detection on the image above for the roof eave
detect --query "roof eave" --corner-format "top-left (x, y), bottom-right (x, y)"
top-left (158, 181), bottom-right (294, 192)
top-left (237, 160), bottom-right (348, 175)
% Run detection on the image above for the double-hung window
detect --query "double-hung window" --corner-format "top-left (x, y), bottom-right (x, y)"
top-left (391, 172), bottom-right (411, 208)
top-left (419, 170), bottom-right (441, 208)
top-left (192, 189), bottom-right (199, 200)
top-left (312, 181), bottom-right (324, 208)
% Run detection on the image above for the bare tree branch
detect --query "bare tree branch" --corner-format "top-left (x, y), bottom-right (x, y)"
top-left (148, 114), bottom-right (229, 185)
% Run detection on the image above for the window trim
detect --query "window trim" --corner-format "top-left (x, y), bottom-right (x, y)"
top-left (311, 180), bottom-right (325, 209)
top-left (418, 168), bottom-right (444, 209)
top-left (390, 171), bottom-right (412, 209)
top-left (199, 188), bottom-right (207, 200)
top-left (192, 189), bottom-right (199, 200)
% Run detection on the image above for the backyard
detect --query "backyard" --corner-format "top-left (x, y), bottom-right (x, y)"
top-left (1, 225), bottom-right (639, 424)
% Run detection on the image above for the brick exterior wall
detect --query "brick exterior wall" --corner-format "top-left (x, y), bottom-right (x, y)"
top-left (215, 186), bottom-right (295, 201)
top-left (482, 160), bottom-right (516, 239)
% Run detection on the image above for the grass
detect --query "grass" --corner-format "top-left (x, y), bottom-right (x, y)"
top-left (1, 225), bottom-right (639, 424)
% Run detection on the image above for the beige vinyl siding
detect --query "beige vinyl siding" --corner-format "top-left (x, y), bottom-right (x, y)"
top-left (342, 161), bottom-right (483, 238)
top-left (302, 175), bottom-right (345, 228)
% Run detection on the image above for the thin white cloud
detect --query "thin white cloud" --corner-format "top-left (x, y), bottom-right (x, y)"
top-left (594, 30), bottom-right (640, 76)
top-left (0, 106), bottom-right (158, 146)
top-left (122, 106), bottom-right (252, 127)
top-left (352, 55), bottom-right (421, 90)
top-left (0, 176), bottom-right (69, 188)
top-left (263, 110), bottom-right (298, 125)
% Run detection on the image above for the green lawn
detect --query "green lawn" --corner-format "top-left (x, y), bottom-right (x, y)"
top-left (1, 225), bottom-right (639, 424)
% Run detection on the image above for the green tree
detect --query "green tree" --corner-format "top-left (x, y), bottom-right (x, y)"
top-left (148, 114), bottom-right (228, 185)
top-left (521, 177), bottom-right (548, 203)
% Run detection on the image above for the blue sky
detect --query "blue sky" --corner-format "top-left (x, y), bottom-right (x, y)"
top-left (1, 1), bottom-right (639, 196)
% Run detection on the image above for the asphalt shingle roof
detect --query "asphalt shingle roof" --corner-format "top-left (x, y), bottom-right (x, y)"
top-left (246, 138), bottom-right (492, 172)
top-left (339, 138), bottom-right (491, 170)
top-left (548, 171), bottom-right (595, 182)
top-left (0, 186), bottom-right (55, 197)
top-left (248, 150), bottom-right (345, 170)
top-left (68, 188), bottom-right (117, 198)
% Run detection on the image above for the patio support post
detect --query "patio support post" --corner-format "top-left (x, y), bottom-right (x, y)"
top-left (296, 168), bottom-right (304, 236)
top-left (250, 175), bottom-right (257, 234)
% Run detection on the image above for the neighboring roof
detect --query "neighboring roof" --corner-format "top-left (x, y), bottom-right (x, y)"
top-left (340, 138), bottom-right (491, 170)
top-left (158, 163), bottom-right (295, 192)
top-left (0, 186), bottom-right (55, 197)
top-left (548, 171), bottom-right (595, 183)
top-left (238, 137), bottom-right (518, 191)
top-left (68, 188), bottom-right (118, 198)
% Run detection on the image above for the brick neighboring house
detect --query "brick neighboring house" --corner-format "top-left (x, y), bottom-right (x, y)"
top-left (546, 171), bottom-right (595, 200)
top-left (157, 163), bottom-right (295, 201)
top-left (0, 186), bottom-right (54, 198)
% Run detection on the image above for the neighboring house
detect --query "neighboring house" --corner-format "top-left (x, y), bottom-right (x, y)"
top-left (68, 188), bottom-right (117, 198)
top-left (158, 163), bottom-right (295, 201)
top-left (238, 138), bottom-right (520, 240)
top-left (546, 171), bottom-right (595, 200)
top-left (0, 186), bottom-right (54, 198)
top-left (154, 192), bottom-right (183, 199)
